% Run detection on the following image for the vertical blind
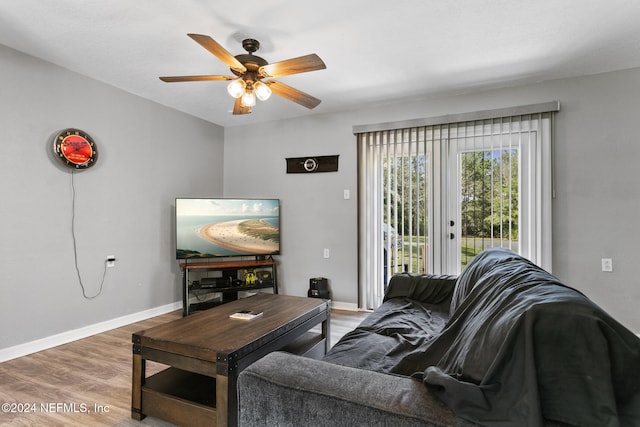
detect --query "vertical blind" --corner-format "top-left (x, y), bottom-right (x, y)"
top-left (356, 102), bottom-right (558, 310)
top-left (358, 127), bottom-right (436, 309)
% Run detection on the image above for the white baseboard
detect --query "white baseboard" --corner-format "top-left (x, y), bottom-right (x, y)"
top-left (331, 301), bottom-right (360, 311)
top-left (0, 301), bottom-right (182, 363)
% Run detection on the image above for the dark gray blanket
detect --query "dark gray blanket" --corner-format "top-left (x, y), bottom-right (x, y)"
top-left (419, 249), bottom-right (640, 427)
top-left (322, 297), bottom-right (450, 373)
top-left (324, 249), bottom-right (640, 427)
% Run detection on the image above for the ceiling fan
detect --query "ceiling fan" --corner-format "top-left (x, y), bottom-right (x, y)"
top-left (160, 34), bottom-right (326, 115)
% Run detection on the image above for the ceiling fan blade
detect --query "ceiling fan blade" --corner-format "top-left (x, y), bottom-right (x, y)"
top-left (187, 34), bottom-right (247, 73)
top-left (259, 54), bottom-right (326, 78)
top-left (233, 97), bottom-right (252, 115)
top-left (159, 75), bottom-right (234, 82)
top-left (266, 80), bottom-right (321, 109)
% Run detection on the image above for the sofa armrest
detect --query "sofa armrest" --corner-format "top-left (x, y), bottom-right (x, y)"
top-left (384, 273), bottom-right (457, 306)
top-left (237, 351), bottom-right (472, 427)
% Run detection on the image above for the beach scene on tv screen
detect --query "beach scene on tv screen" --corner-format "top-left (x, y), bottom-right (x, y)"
top-left (176, 199), bottom-right (280, 258)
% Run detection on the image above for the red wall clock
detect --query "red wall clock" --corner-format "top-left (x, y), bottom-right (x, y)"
top-left (53, 128), bottom-right (98, 169)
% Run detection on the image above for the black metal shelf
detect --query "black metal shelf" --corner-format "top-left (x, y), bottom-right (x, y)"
top-left (180, 258), bottom-right (278, 316)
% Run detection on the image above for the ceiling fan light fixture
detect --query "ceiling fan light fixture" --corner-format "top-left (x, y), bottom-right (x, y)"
top-left (241, 91), bottom-right (256, 107)
top-left (227, 78), bottom-right (246, 98)
top-left (254, 81), bottom-right (272, 101)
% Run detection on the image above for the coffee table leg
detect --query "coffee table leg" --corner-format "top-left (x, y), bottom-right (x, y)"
top-left (217, 374), bottom-right (229, 427)
top-left (322, 312), bottom-right (331, 353)
top-left (131, 352), bottom-right (146, 420)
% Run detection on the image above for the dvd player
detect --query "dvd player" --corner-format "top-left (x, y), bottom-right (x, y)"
top-left (199, 277), bottom-right (230, 288)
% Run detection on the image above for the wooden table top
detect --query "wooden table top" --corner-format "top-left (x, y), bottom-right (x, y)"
top-left (133, 293), bottom-right (329, 362)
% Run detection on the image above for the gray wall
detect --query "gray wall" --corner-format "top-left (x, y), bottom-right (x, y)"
top-left (0, 45), bottom-right (225, 349)
top-left (224, 115), bottom-right (358, 305)
top-left (224, 67), bottom-right (640, 333)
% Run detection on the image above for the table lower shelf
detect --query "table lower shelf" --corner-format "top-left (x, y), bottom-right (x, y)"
top-left (139, 330), bottom-right (325, 422)
top-left (281, 330), bottom-right (327, 359)
top-left (141, 367), bottom-right (216, 426)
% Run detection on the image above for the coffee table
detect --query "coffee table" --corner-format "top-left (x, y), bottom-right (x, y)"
top-left (131, 293), bottom-right (330, 427)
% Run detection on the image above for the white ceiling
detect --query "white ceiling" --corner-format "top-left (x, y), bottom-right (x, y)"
top-left (2, 0), bottom-right (640, 127)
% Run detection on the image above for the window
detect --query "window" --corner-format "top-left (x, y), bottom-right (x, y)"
top-left (356, 102), bottom-right (558, 309)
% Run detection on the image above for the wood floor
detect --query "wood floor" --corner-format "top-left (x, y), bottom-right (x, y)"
top-left (0, 306), bottom-right (369, 427)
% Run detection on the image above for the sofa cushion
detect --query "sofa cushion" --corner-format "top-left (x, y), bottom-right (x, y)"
top-left (384, 273), bottom-right (456, 312)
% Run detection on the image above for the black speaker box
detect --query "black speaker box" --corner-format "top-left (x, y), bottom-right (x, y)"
top-left (286, 155), bottom-right (339, 173)
top-left (308, 277), bottom-right (330, 298)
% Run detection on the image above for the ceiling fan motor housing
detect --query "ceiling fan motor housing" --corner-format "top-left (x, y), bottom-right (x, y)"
top-left (242, 38), bottom-right (260, 53)
top-left (233, 54), bottom-right (268, 74)
top-left (231, 39), bottom-right (267, 79)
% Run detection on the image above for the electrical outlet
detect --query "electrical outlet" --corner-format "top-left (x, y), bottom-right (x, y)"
top-left (601, 258), bottom-right (613, 272)
top-left (106, 255), bottom-right (116, 268)
top-left (323, 248), bottom-right (330, 258)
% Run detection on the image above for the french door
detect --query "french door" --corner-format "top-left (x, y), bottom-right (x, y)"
top-left (446, 126), bottom-right (527, 274)
top-left (357, 106), bottom-right (555, 309)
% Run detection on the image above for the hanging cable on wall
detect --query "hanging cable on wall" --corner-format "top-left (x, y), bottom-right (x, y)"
top-left (70, 170), bottom-right (108, 299)
top-left (51, 128), bottom-right (106, 299)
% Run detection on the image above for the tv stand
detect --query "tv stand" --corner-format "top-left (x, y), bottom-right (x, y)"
top-left (180, 257), bottom-right (278, 316)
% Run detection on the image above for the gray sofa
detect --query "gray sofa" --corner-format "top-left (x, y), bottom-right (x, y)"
top-left (237, 249), bottom-right (640, 427)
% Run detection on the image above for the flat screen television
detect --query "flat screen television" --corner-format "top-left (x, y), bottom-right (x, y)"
top-left (175, 198), bottom-right (280, 259)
